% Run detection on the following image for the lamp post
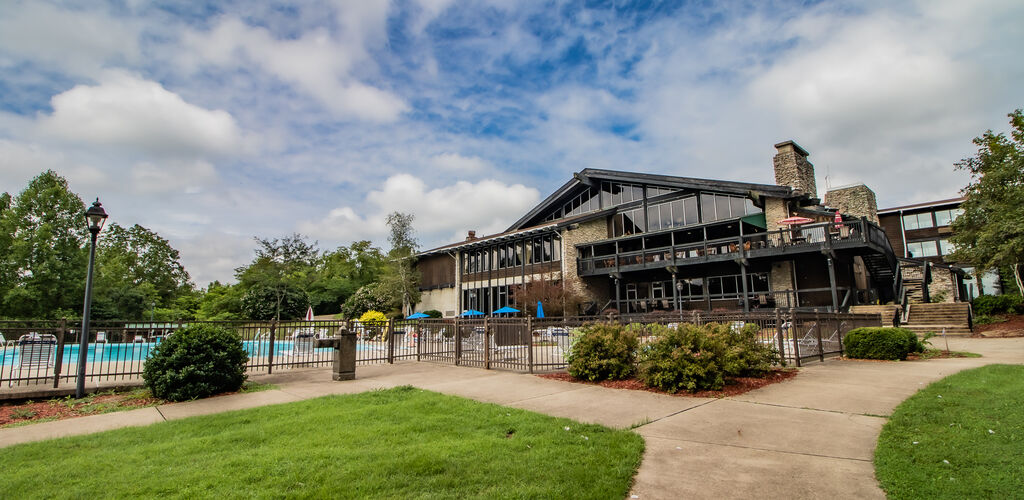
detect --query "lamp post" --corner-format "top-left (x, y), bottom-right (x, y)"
top-left (76, 199), bottom-right (107, 398)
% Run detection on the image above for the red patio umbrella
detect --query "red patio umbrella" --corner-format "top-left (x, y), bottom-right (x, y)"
top-left (833, 211), bottom-right (844, 227)
top-left (305, 306), bottom-right (314, 321)
top-left (776, 216), bottom-right (814, 225)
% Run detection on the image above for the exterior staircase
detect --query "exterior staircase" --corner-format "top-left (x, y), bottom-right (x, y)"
top-left (902, 302), bottom-right (973, 336)
top-left (848, 305), bottom-right (901, 326)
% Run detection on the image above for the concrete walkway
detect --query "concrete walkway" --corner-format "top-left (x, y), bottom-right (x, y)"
top-left (2, 336), bottom-right (1022, 499)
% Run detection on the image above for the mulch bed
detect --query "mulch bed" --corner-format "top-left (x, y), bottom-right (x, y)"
top-left (0, 392), bottom-right (162, 427)
top-left (974, 314), bottom-right (1024, 338)
top-left (538, 369), bottom-right (798, 398)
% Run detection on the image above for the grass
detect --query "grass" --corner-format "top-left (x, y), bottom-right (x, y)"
top-left (875, 364), bottom-right (1024, 499)
top-left (0, 386), bottom-right (644, 499)
top-left (914, 348), bottom-right (982, 360)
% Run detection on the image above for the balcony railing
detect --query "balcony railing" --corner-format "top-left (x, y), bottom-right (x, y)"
top-left (578, 219), bottom-right (887, 275)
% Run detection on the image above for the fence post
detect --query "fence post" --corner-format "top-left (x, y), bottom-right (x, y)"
top-left (416, 321), bottom-right (422, 362)
top-left (267, 320), bottom-right (277, 375)
top-left (815, 310), bottom-right (824, 362)
top-left (53, 318), bottom-right (67, 388)
top-left (526, 317), bottom-right (534, 374)
top-left (791, 310), bottom-right (801, 367)
top-left (483, 317), bottom-right (491, 370)
top-left (454, 318), bottom-right (462, 366)
top-left (387, 320), bottom-right (395, 364)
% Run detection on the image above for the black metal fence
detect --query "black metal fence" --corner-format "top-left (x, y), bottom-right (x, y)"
top-left (1, 311), bottom-right (881, 392)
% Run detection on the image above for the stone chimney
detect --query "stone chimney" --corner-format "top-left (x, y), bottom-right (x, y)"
top-left (824, 184), bottom-right (879, 224)
top-left (466, 230), bottom-right (477, 241)
top-left (773, 140), bottom-right (817, 198)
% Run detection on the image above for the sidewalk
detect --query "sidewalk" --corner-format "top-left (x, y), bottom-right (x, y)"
top-left (2, 336), bottom-right (1022, 499)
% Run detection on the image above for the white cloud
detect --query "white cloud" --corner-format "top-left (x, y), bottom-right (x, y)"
top-left (180, 17), bottom-right (407, 122)
top-left (299, 174), bottom-right (541, 248)
top-left (430, 152), bottom-right (491, 172)
top-left (130, 159), bottom-right (218, 194)
top-left (37, 71), bottom-right (244, 157)
top-left (0, 2), bottom-right (140, 76)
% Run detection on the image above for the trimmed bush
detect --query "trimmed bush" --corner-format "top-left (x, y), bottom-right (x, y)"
top-left (142, 324), bottom-right (248, 401)
top-left (843, 327), bottom-right (922, 361)
top-left (637, 323), bottom-right (780, 393)
top-left (423, 310), bottom-right (443, 318)
top-left (972, 294), bottom-right (1023, 316)
top-left (566, 323), bottom-right (639, 382)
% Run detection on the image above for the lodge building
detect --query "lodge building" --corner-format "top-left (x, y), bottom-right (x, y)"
top-left (414, 141), bottom-right (911, 317)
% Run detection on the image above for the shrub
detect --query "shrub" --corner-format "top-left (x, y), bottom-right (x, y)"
top-left (972, 294), bottom-right (1023, 316)
top-left (423, 310), bottom-right (443, 318)
top-left (142, 324), bottom-right (248, 401)
top-left (358, 310), bottom-right (389, 340)
top-left (637, 323), bottom-right (780, 393)
top-left (566, 323), bottom-right (639, 382)
top-left (843, 327), bottom-right (922, 361)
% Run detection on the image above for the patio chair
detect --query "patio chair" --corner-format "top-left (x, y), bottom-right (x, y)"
top-left (95, 331), bottom-right (108, 343)
top-left (0, 333), bottom-right (15, 347)
top-left (285, 331), bottom-right (316, 356)
top-left (9, 334), bottom-right (57, 387)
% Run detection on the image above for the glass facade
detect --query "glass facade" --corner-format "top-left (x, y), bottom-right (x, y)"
top-left (902, 212), bottom-right (934, 230)
top-left (462, 235), bottom-right (560, 274)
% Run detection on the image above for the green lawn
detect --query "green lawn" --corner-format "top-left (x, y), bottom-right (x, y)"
top-left (875, 364), bottom-right (1024, 499)
top-left (0, 386), bottom-right (644, 499)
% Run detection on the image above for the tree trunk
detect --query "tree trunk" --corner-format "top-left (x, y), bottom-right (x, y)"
top-left (1014, 261), bottom-right (1023, 296)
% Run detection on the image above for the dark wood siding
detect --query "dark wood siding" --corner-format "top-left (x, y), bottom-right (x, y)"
top-left (417, 254), bottom-right (455, 290)
top-left (878, 213), bottom-right (905, 258)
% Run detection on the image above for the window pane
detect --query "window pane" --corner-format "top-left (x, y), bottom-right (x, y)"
top-left (701, 194), bottom-right (716, 222)
top-left (921, 241), bottom-right (939, 257)
top-left (707, 277), bottom-right (722, 297)
top-left (647, 206), bottom-right (660, 232)
top-left (917, 213), bottom-right (934, 229)
top-left (715, 195), bottom-right (732, 220)
top-left (744, 198), bottom-right (760, 214)
top-left (633, 185), bottom-right (644, 202)
top-left (902, 214), bottom-right (919, 230)
top-left (684, 197), bottom-right (699, 225)
top-left (601, 182), bottom-right (611, 208)
top-left (906, 242), bottom-right (923, 257)
top-left (671, 200), bottom-right (685, 227)
top-left (634, 208), bottom-right (646, 233)
top-left (688, 278), bottom-right (704, 297)
top-left (659, 202), bottom-right (672, 230)
top-left (938, 239), bottom-right (953, 255)
top-left (731, 197), bottom-right (746, 218)
top-left (722, 276), bottom-right (737, 296)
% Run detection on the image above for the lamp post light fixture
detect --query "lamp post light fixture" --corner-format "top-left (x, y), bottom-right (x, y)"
top-left (76, 199), bottom-right (108, 398)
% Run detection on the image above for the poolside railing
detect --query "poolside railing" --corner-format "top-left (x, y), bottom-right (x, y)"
top-left (0, 311), bottom-right (881, 393)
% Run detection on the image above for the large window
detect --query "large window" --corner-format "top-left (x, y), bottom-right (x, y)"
top-left (906, 240), bottom-right (939, 258)
top-left (647, 196), bottom-right (700, 232)
top-left (656, 273), bottom-right (769, 301)
top-left (934, 208), bottom-right (963, 227)
top-left (938, 239), bottom-right (954, 256)
top-left (902, 212), bottom-right (934, 230)
top-left (699, 193), bottom-right (760, 223)
top-left (611, 208), bottom-right (646, 237)
top-left (647, 186), bottom-right (678, 198)
top-left (600, 181), bottom-right (644, 207)
top-left (562, 187), bottom-right (599, 218)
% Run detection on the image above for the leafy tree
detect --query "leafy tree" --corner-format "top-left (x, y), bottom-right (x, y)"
top-left (517, 279), bottom-right (585, 317)
top-left (196, 281), bottom-right (245, 320)
top-left (235, 234), bottom-right (318, 321)
top-left (241, 284), bottom-right (309, 320)
top-left (951, 109), bottom-right (1024, 296)
top-left (92, 223), bottom-right (193, 319)
top-left (307, 240), bottom-right (386, 315)
top-left (0, 171), bottom-right (87, 318)
top-left (378, 212), bottom-right (421, 316)
top-left (340, 282), bottom-right (396, 319)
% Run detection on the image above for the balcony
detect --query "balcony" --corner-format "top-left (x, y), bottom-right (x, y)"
top-left (577, 218), bottom-right (895, 277)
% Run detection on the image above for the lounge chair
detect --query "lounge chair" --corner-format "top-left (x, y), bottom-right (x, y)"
top-left (95, 331), bottom-right (108, 343)
top-left (0, 333), bottom-right (15, 347)
top-left (285, 331), bottom-right (316, 356)
top-left (9, 334), bottom-right (57, 386)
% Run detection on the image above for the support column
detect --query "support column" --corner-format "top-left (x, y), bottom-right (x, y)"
top-left (827, 255), bottom-right (839, 312)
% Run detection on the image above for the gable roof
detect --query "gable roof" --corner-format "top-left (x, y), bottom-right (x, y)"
top-left (506, 168), bottom-right (794, 231)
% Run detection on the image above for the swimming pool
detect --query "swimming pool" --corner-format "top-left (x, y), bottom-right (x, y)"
top-left (0, 340), bottom-right (358, 366)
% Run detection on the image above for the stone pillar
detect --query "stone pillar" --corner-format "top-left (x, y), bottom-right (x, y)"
top-left (823, 184), bottom-right (879, 224)
top-left (315, 330), bottom-right (358, 381)
top-left (770, 260), bottom-right (796, 308)
top-left (560, 219), bottom-right (611, 304)
top-left (773, 140), bottom-right (817, 198)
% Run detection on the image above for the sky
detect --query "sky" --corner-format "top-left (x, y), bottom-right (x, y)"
top-left (1, 0), bottom-right (1022, 286)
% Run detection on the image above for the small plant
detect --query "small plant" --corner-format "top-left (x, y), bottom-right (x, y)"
top-left (928, 290), bottom-right (949, 303)
top-left (843, 327), bottom-right (922, 361)
top-left (10, 408), bottom-right (36, 420)
top-left (142, 324), bottom-right (249, 401)
top-left (566, 323), bottom-right (639, 382)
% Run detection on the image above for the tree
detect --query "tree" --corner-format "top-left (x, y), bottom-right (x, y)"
top-left (340, 282), bottom-right (396, 319)
top-left (92, 223), bottom-right (194, 319)
top-left (0, 171), bottom-right (87, 318)
top-left (235, 234), bottom-right (318, 320)
top-left (241, 284), bottom-right (309, 320)
top-left (378, 212), bottom-right (421, 316)
top-left (516, 279), bottom-right (586, 317)
top-left (196, 281), bottom-right (245, 320)
top-left (307, 240), bottom-right (386, 315)
top-left (951, 109), bottom-right (1024, 296)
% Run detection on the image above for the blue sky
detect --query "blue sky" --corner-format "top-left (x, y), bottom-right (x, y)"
top-left (1, 0), bottom-right (1022, 285)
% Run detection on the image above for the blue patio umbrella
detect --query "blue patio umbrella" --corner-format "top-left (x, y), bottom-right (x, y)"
top-left (406, 312), bottom-right (429, 319)
top-left (536, 301), bottom-right (545, 318)
top-left (493, 306), bottom-right (520, 314)
top-left (460, 309), bottom-right (484, 317)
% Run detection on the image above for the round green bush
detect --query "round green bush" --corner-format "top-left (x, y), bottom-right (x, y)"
top-left (972, 294), bottom-right (1023, 316)
top-left (142, 324), bottom-right (249, 401)
top-left (843, 327), bottom-right (922, 361)
top-left (637, 323), bottom-right (781, 393)
top-left (566, 323), bottom-right (639, 382)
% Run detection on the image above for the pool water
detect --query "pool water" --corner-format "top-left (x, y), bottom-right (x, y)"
top-left (0, 340), bottom-right (353, 366)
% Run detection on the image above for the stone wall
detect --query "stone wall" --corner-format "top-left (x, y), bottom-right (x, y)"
top-left (929, 266), bottom-right (959, 303)
top-left (770, 260), bottom-right (795, 308)
top-left (773, 141), bottom-right (817, 198)
top-left (823, 184), bottom-right (879, 224)
top-left (560, 218), bottom-right (610, 304)
top-left (416, 287), bottom-right (458, 317)
top-left (763, 197), bottom-right (790, 231)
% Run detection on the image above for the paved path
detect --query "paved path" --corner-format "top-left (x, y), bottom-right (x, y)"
top-left (2, 336), bottom-right (1022, 499)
